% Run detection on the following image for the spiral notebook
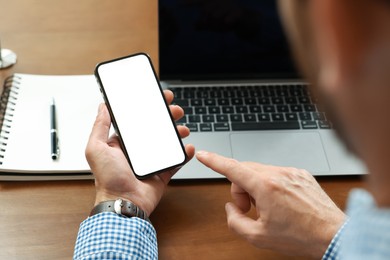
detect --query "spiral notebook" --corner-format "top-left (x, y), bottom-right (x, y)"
top-left (0, 74), bottom-right (103, 180)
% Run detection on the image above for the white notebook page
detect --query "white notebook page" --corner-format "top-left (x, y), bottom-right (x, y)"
top-left (0, 74), bottom-right (103, 173)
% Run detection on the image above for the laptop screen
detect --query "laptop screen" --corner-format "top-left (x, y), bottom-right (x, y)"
top-left (158, 0), bottom-right (299, 81)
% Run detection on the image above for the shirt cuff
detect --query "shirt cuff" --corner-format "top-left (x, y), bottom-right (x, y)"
top-left (322, 219), bottom-right (349, 260)
top-left (73, 212), bottom-right (157, 260)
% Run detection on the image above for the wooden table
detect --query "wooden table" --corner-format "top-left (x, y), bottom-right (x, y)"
top-left (0, 1), bottom-right (366, 259)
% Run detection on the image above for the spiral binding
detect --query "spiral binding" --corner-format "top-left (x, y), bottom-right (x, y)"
top-left (0, 75), bottom-right (21, 165)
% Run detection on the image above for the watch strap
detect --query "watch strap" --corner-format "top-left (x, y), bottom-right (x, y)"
top-left (90, 199), bottom-right (150, 223)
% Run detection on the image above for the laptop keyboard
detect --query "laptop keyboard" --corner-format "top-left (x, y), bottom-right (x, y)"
top-left (170, 84), bottom-right (331, 132)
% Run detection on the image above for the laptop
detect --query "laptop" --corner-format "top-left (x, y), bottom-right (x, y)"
top-left (158, 0), bottom-right (366, 179)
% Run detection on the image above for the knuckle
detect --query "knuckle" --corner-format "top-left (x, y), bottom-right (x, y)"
top-left (223, 157), bottom-right (239, 168)
top-left (244, 226), bottom-right (264, 246)
top-left (262, 177), bottom-right (283, 193)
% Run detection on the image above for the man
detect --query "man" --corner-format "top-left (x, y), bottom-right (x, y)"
top-left (74, 0), bottom-right (390, 259)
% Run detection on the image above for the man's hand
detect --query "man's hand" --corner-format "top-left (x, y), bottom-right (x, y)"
top-left (196, 151), bottom-right (346, 258)
top-left (86, 90), bottom-right (195, 217)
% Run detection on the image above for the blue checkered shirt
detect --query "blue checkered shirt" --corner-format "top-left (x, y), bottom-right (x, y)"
top-left (73, 212), bottom-right (157, 260)
top-left (323, 189), bottom-right (390, 259)
top-left (74, 189), bottom-right (390, 259)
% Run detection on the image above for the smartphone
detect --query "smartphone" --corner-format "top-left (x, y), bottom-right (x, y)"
top-left (95, 53), bottom-right (187, 179)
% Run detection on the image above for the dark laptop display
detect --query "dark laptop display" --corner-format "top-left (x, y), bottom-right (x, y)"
top-left (158, 0), bottom-right (366, 178)
top-left (159, 0), bottom-right (299, 81)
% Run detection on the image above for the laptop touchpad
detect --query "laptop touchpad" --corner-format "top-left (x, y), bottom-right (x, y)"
top-left (230, 132), bottom-right (330, 173)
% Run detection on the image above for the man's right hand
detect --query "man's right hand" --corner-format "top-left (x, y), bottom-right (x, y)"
top-left (196, 151), bottom-right (346, 258)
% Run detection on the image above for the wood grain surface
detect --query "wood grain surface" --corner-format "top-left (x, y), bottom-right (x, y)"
top-left (0, 1), bottom-right (366, 259)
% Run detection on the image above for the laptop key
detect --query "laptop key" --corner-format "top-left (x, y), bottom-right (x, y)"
top-left (223, 90), bottom-right (235, 98)
top-left (204, 99), bottom-right (216, 106)
top-left (290, 104), bottom-right (303, 112)
top-left (304, 104), bottom-right (316, 112)
top-left (277, 105), bottom-right (289, 113)
top-left (249, 105), bottom-right (261, 113)
top-left (263, 105), bottom-right (276, 113)
top-left (285, 113), bottom-right (298, 121)
top-left (209, 106), bottom-right (221, 114)
top-left (188, 115), bottom-right (201, 123)
top-left (231, 98), bottom-right (243, 105)
top-left (237, 89), bottom-right (249, 97)
top-left (244, 114), bottom-right (257, 122)
top-left (186, 123), bottom-right (198, 132)
top-left (183, 91), bottom-right (195, 99)
top-left (236, 106), bottom-right (248, 113)
top-left (299, 112), bottom-right (312, 121)
top-left (194, 107), bottom-right (207, 114)
top-left (258, 113), bottom-right (271, 121)
top-left (170, 89), bottom-right (182, 99)
top-left (232, 122), bottom-right (300, 131)
top-left (301, 120), bottom-right (318, 129)
top-left (216, 115), bottom-right (229, 122)
top-left (222, 106), bottom-right (234, 114)
top-left (276, 88), bottom-right (289, 96)
top-left (262, 88), bottom-right (275, 97)
top-left (177, 116), bottom-right (187, 124)
top-left (298, 97), bottom-right (311, 104)
top-left (202, 115), bottom-right (215, 123)
top-left (196, 91), bottom-right (209, 98)
top-left (313, 112), bottom-right (326, 120)
top-left (272, 113), bottom-right (285, 121)
top-left (258, 97), bottom-right (270, 105)
top-left (200, 123), bottom-right (213, 132)
top-left (319, 120), bottom-right (331, 129)
top-left (183, 107), bottom-right (193, 115)
top-left (271, 97), bottom-right (284, 104)
top-left (173, 99), bottom-right (189, 106)
top-left (249, 90), bottom-right (261, 97)
top-left (214, 122), bottom-right (230, 131)
top-left (244, 98), bottom-right (257, 105)
top-left (285, 97), bottom-right (298, 104)
top-left (210, 91), bottom-right (222, 98)
top-left (218, 99), bottom-right (230, 106)
top-left (289, 88), bottom-right (302, 96)
top-left (191, 99), bottom-right (203, 106)
top-left (230, 114), bottom-right (243, 122)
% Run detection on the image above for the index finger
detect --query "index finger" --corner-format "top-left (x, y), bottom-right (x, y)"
top-left (196, 151), bottom-right (258, 193)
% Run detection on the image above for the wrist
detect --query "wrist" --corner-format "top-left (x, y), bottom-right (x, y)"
top-left (94, 191), bottom-right (151, 217)
top-left (90, 198), bottom-right (151, 223)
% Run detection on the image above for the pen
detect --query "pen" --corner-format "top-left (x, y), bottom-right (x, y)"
top-left (50, 98), bottom-right (60, 160)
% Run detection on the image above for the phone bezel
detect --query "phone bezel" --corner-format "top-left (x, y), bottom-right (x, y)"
top-left (94, 52), bottom-right (187, 179)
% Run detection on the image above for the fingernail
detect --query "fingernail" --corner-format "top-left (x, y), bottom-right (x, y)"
top-left (225, 202), bottom-right (234, 213)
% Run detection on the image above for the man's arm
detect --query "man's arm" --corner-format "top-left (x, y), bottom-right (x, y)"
top-left (73, 90), bottom-right (195, 259)
top-left (74, 213), bottom-right (157, 260)
top-left (322, 220), bottom-right (348, 260)
top-left (197, 151), bottom-right (346, 258)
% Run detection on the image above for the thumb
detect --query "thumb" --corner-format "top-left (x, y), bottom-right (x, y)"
top-left (89, 103), bottom-right (111, 143)
top-left (225, 202), bottom-right (261, 242)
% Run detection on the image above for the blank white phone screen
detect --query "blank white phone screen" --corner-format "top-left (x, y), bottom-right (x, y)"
top-left (96, 54), bottom-right (186, 177)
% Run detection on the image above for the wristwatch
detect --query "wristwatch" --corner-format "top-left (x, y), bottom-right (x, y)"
top-left (90, 199), bottom-right (150, 223)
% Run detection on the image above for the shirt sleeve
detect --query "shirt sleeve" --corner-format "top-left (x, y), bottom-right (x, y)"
top-left (322, 220), bottom-right (349, 260)
top-left (73, 212), bottom-right (157, 260)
